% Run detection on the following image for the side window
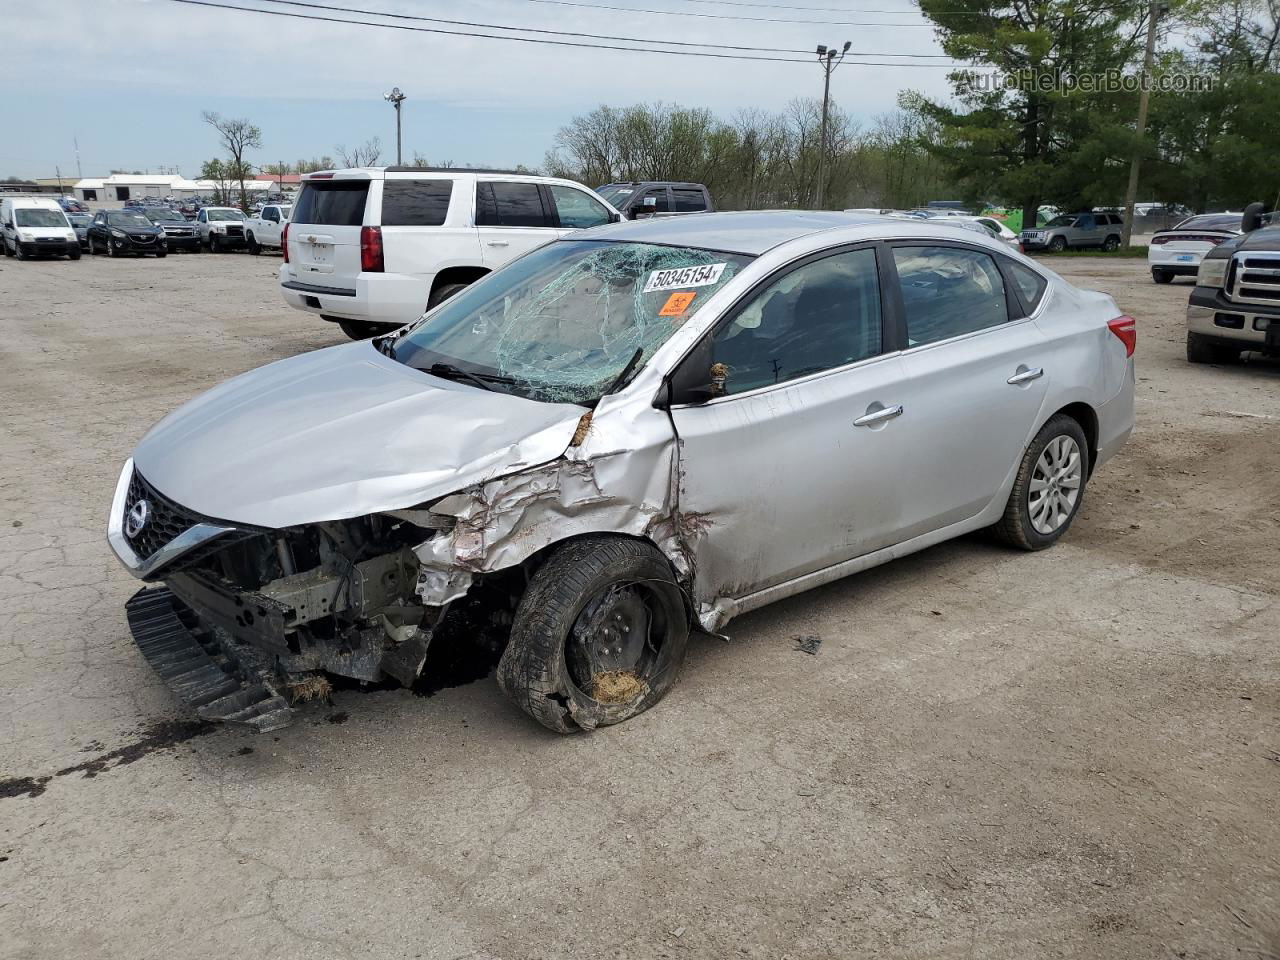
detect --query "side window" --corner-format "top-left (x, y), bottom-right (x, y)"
top-left (1006, 260), bottom-right (1048, 314)
top-left (476, 181), bottom-right (552, 228)
top-left (892, 245), bottom-right (1009, 346)
top-left (548, 185), bottom-right (610, 229)
top-left (672, 188), bottom-right (706, 213)
top-left (707, 247), bottom-right (882, 396)
top-left (637, 187), bottom-right (671, 213)
top-left (382, 179), bottom-right (453, 226)
top-left (197, 210), bottom-right (206, 223)
top-left (1077, 215), bottom-right (1095, 230)
top-left (264, 207), bottom-right (279, 222)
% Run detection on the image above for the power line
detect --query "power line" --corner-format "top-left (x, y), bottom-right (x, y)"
top-left (493, 0), bottom-right (937, 26)
top-left (253, 0), bottom-right (960, 56)
top-left (160, 0), bottom-right (972, 62)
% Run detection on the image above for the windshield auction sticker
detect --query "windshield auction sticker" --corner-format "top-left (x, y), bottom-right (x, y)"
top-left (644, 262), bottom-right (727, 293)
top-left (659, 292), bottom-right (696, 317)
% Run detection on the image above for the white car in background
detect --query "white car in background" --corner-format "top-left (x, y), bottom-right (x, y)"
top-left (1148, 212), bottom-right (1242, 284)
top-left (195, 207), bottom-right (248, 253)
top-left (244, 203), bottom-right (291, 255)
top-left (279, 167), bottom-right (620, 340)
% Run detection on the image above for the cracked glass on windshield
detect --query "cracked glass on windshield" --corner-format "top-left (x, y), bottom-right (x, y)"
top-left (391, 240), bottom-right (753, 405)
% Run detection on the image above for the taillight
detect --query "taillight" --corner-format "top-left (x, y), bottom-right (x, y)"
top-left (1108, 315), bottom-right (1136, 357)
top-left (281, 222), bottom-right (289, 263)
top-left (360, 226), bottom-right (383, 272)
top-left (1150, 235), bottom-right (1169, 245)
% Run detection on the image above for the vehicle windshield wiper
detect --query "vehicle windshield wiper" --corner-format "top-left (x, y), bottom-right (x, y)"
top-left (603, 347), bottom-right (645, 396)
top-left (426, 362), bottom-right (514, 393)
top-left (373, 334), bottom-right (397, 360)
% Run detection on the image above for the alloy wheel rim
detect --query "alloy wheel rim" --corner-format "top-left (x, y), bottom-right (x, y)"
top-left (1028, 435), bottom-right (1082, 535)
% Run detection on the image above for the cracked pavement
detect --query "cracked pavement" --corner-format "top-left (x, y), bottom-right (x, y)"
top-left (1, 250), bottom-right (1277, 959)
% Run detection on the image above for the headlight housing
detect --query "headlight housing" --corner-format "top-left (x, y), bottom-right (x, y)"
top-left (18, 231), bottom-right (33, 242)
top-left (111, 229), bottom-right (126, 239)
top-left (1196, 257), bottom-right (1229, 289)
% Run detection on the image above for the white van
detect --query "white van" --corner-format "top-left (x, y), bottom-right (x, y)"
top-left (278, 167), bottom-right (619, 339)
top-left (1, 197), bottom-right (79, 260)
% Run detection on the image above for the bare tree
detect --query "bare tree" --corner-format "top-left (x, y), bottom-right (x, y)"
top-left (335, 138), bottom-right (383, 167)
top-left (202, 111), bottom-right (262, 210)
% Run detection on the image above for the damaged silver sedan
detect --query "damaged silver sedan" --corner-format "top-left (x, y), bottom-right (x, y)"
top-left (108, 212), bottom-right (1135, 732)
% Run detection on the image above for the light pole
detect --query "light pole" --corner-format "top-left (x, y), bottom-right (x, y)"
top-left (384, 87), bottom-right (407, 165)
top-left (814, 41), bottom-right (850, 209)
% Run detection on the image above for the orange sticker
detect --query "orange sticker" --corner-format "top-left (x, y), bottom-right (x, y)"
top-left (659, 291), bottom-right (696, 317)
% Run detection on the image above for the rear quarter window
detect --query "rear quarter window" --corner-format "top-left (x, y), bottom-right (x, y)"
top-left (381, 180), bottom-right (453, 226)
top-left (293, 180), bottom-right (370, 226)
top-left (672, 188), bottom-right (707, 212)
top-left (1006, 260), bottom-right (1049, 314)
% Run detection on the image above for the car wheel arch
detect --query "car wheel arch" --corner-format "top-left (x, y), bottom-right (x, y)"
top-left (1040, 401), bottom-right (1099, 477)
top-left (429, 265), bottom-right (489, 300)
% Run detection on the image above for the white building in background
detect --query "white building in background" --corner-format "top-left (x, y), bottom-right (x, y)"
top-left (73, 173), bottom-right (277, 203)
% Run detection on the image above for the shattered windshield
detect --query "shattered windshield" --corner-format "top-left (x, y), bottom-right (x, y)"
top-left (392, 239), bottom-right (753, 405)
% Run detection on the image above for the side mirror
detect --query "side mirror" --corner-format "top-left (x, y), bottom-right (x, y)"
top-left (657, 336), bottom-right (719, 408)
top-left (1242, 201), bottom-right (1267, 233)
top-left (608, 211), bottom-right (622, 224)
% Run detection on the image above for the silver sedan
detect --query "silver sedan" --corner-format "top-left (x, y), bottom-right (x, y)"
top-left (107, 212), bottom-right (1135, 733)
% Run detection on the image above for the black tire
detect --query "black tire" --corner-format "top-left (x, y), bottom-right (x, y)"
top-left (1152, 268), bottom-right (1172, 284)
top-left (108, 240), bottom-right (119, 258)
top-left (209, 234), bottom-right (220, 253)
top-left (14, 242), bottom-right (26, 260)
top-left (155, 251), bottom-right (167, 258)
top-left (337, 319), bottom-right (384, 340)
top-left (2, 237), bottom-right (11, 257)
top-left (990, 414), bottom-right (1090, 551)
top-left (1103, 234), bottom-right (1121, 252)
top-left (427, 281), bottom-right (469, 311)
top-left (247, 233), bottom-right (260, 255)
top-left (497, 536), bottom-right (690, 734)
top-left (68, 248), bottom-right (81, 260)
top-left (1048, 235), bottom-right (1067, 252)
top-left (1186, 331), bottom-right (1241, 364)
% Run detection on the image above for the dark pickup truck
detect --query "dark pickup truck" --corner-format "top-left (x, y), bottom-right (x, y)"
top-left (1186, 203), bottom-right (1280, 363)
top-left (596, 181), bottom-right (714, 220)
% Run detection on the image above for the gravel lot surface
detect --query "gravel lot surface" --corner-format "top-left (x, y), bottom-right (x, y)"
top-left (1, 248), bottom-right (1277, 960)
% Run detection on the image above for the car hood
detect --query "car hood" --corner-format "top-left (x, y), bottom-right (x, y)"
top-left (131, 341), bottom-right (586, 529)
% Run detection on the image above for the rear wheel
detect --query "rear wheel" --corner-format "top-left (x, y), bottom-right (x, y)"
top-left (2, 237), bottom-right (11, 257)
top-left (1103, 234), bottom-right (1121, 252)
top-left (427, 281), bottom-right (468, 311)
top-left (1152, 268), bottom-right (1172, 284)
top-left (1186, 331), bottom-right (1241, 364)
top-left (991, 414), bottom-right (1089, 551)
top-left (1048, 235), bottom-right (1067, 252)
top-left (497, 536), bottom-right (689, 733)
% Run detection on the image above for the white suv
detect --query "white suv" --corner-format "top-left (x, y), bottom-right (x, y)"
top-left (279, 167), bottom-right (620, 339)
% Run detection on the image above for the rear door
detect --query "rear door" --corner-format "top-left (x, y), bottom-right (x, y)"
top-left (379, 176), bottom-right (479, 278)
top-left (671, 186), bottom-right (709, 215)
top-left (287, 175), bottom-right (371, 291)
top-left (884, 243), bottom-right (1050, 538)
top-left (546, 184), bottom-right (613, 235)
top-left (475, 180), bottom-right (558, 268)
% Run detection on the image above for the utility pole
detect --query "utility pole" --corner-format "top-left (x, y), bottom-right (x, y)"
top-left (1120, 0), bottom-right (1165, 248)
top-left (74, 137), bottom-right (82, 179)
top-left (384, 87), bottom-right (407, 165)
top-left (814, 42), bottom-right (850, 209)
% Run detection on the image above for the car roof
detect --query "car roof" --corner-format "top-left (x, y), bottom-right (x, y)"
top-left (581, 210), bottom-right (888, 255)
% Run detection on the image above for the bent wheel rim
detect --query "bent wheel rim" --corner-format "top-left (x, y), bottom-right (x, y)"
top-left (1028, 435), bottom-right (1082, 535)
top-left (566, 582), bottom-right (670, 702)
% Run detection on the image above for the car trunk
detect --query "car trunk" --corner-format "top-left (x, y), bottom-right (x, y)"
top-left (288, 176), bottom-right (372, 291)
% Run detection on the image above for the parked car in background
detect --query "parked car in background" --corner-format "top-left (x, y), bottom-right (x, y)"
top-left (143, 207), bottom-right (201, 252)
top-left (67, 213), bottom-right (92, 249)
top-left (1, 196), bottom-right (80, 260)
top-left (279, 167), bottom-right (620, 339)
top-left (177, 200), bottom-right (201, 220)
top-left (596, 181), bottom-right (714, 220)
top-left (196, 207), bottom-right (248, 252)
top-left (58, 196), bottom-right (88, 214)
top-left (244, 203), bottom-right (291, 254)
top-left (109, 211), bottom-right (1134, 733)
top-left (86, 209), bottom-right (167, 257)
top-left (1148, 213), bottom-right (1242, 283)
top-left (1021, 212), bottom-right (1124, 251)
top-left (1186, 204), bottom-right (1280, 363)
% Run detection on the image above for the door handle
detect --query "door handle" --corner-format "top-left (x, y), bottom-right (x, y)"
top-left (486, 240), bottom-right (509, 247)
top-left (1007, 366), bottom-right (1044, 385)
top-left (853, 404), bottom-right (904, 427)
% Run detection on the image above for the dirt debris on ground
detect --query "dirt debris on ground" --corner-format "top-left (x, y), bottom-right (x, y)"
top-left (0, 252), bottom-right (1276, 959)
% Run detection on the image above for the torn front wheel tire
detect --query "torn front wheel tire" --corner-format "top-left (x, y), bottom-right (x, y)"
top-left (497, 536), bottom-right (689, 733)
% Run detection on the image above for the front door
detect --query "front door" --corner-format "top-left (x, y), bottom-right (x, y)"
top-left (884, 243), bottom-right (1051, 539)
top-left (671, 245), bottom-right (912, 600)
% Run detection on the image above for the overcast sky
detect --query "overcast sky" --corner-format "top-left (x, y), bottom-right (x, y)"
top-left (4, 0), bottom-right (959, 180)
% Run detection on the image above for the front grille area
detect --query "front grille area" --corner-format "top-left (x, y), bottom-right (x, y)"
top-left (1230, 254), bottom-right (1280, 305)
top-left (224, 225), bottom-right (244, 238)
top-left (124, 470), bottom-right (208, 560)
top-left (132, 234), bottom-right (156, 244)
